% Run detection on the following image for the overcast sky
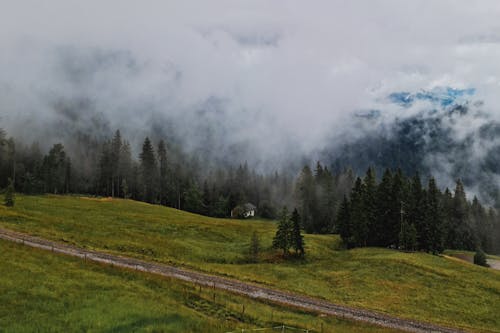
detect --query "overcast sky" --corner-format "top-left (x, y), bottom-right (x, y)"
top-left (1, 0), bottom-right (500, 164)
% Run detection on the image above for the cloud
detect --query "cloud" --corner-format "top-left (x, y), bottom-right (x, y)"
top-left (1, 0), bottom-right (500, 170)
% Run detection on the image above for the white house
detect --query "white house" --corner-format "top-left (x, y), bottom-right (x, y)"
top-left (231, 203), bottom-right (256, 218)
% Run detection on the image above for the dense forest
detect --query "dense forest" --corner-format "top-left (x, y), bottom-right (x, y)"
top-left (1, 127), bottom-right (499, 254)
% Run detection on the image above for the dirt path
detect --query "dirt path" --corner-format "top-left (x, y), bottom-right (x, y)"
top-left (487, 259), bottom-right (500, 270)
top-left (0, 227), bottom-right (466, 333)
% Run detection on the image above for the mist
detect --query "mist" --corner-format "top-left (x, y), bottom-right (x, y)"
top-left (2, 0), bottom-right (500, 177)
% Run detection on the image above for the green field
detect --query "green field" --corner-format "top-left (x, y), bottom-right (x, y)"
top-left (1, 195), bottom-right (499, 332)
top-left (0, 239), bottom-right (400, 333)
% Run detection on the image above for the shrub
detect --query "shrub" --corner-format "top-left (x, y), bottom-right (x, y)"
top-left (474, 248), bottom-right (489, 267)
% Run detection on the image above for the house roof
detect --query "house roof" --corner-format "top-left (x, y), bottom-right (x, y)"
top-left (243, 203), bottom-right (256, 211)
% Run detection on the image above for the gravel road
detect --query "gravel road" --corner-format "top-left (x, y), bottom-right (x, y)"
top-left (0, 227), bottom-right (467, 333)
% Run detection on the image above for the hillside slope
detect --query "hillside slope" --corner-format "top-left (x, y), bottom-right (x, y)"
top-left (1, 195), bottom-right (499, 332)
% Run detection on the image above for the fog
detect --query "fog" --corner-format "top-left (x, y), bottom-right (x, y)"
top-left (1, 1), bottom-right (500, 173)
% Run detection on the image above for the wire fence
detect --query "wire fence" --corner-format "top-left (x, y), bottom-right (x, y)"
top-left (225, 325), bottom-right (311, 333)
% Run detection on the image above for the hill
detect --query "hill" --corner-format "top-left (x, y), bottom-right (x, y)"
top-left (0, 239), bottom-right (400, 332)
top-left (1, 195), bottom-right (499, 332)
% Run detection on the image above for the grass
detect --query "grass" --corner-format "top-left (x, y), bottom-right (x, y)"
top-left (1, 195), bottom-right (499, 332)
top-left (0, 239), bottom-right (400, 333)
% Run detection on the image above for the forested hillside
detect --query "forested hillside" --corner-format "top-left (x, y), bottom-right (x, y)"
top-left (1, 125), bottom-right (499, 254)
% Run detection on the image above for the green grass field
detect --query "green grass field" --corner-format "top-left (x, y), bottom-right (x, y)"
top-left (1, 195), bottom-right (499, 332)
top-left (0, 239), bottom-right (400, 333)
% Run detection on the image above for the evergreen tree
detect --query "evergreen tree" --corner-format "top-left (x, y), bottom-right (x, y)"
top-left (426, 178), bottom-right (444, 254)
top-left (350, 177), bottom-right (368, 247)
top-left (157, 140), bottom-right (168, 205)
top-left (408, 172), bottom-right (426, 250)
top-left (296, 166), bottom-right (315, 233)
top-left (450, 180), bottom-right (474, 250)
top-left (4, 178), bottom-right (15, 207)
top-left (389, 169), bottom-right (407, 247)
top-left (110, 130), bottom-right (122, 197)
top-left (139, 137), bottom-right (158, 203)
top-left (363, 167), bottom-right (378, 246)
top-left (291, 208), bottom-right (305, 256)
top-left (273, 207), bottom-right (292, 256)
top-left (399, 220), bottom-right (417, 251)
top-left (473, 248), bottom-right (488, 267)
top-left (374, 169), bottom-right (393, 246)
top-left (42, 144), bottom-right (70, 194)
top-left (336, 195), bottom-right (353, 248)
top-left (184, 182), bottom-right (204, 214)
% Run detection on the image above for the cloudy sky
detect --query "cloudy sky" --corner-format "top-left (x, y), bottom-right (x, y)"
top-left (1, 0), bottom-right (500, 166)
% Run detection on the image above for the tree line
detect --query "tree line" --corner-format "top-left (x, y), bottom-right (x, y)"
top-left (334, 168), bottom-right (500, 254)
top-left (1, 126), bottom-right (499, 254)
top-left (0, 128), bottom-right (292, 218)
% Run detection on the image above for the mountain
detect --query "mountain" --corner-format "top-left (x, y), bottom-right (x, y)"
top-left (324, 87), bottom-right (500, 206)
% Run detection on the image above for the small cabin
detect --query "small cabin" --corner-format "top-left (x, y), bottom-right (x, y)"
top-left (231, 203), bottom-right (256, 218)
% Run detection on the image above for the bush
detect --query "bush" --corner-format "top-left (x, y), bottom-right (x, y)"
top-left (474, 248), bottom-right (489, 267)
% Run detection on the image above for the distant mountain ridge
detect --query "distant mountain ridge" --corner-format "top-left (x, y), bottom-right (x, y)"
top-left (325, 87), bottom-right (500, 207)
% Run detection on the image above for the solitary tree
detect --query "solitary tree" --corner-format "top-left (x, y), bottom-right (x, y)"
top-left (4, 178), bottom-right (15, 207)
top-left (473, 248), bottom-right (489, 267)
top-left (291, 208), bottom-right (305, 256)
top-left (273, 207), bottom-right (292, 256)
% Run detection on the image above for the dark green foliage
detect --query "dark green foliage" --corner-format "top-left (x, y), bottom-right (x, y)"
top-left (273, 207), bottom-right (292, 256)
top-left (337, 167), bottom-right (497, 254)
top-left (399, 221), bottom-right (417, 251)
top-left (408, 172), bottom-right (427, 249)
top-left (139, 137), bottom-right (157, 203)
top-left (336, 196), bottom-right (352, 248)
top-left (363, 168), bottom-right (377, 246)
top-left (426, 178), bottom-right (444, 254)
top-left (473, 248), bottom-right (489, 267)
top-left (157, 140), bottom-right (168, 205)
top-left (184, 183), bottom-right (204, 214)
top-left (42, 144), bottom-right (71, 194)
top-left (4, 178), bottom-right (15, 207)
top-left (350, 177), bottom-right (368, 247)
top-left (291, 208), bottom-right (305, 256)
top-left (374, 169), bottom-right (393, 246)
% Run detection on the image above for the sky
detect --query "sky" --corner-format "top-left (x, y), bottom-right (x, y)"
top-left (1, 0), bottom-right (500, 169)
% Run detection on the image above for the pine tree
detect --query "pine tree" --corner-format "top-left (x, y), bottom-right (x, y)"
top-left (389, 169), bottom-right (407, 247)
top-left (291, 208), bottom-right (305, 256)
top-left (4, 178), bottom-right (15, 207)
top-left (363, 167), bottom-right (378, 246)
top-left (110, 130), bottom-right (122, 197)
top-left (408, 172), bottom-right (426, 250)
top-left (374, 169), bottom-right (393, 246)
top-left (450, 180), bottom-right (474, 250)
top-left (296, 166), bottom-right (315, 233)
top-left (426, 178), bottom-right (444, 254)
top-left (399, 220), bottom-right (417, 251)
top-left (336, 195), bottom-right (353, 248)
top-left (139, 137), bottom-right (158, 203)
top-left (157, 140), bottom-right (168, 205)
top-left (350, 177), bottom-right (368, 247)
top-left (473, 248), bottom-right (488, 267)
top-left (273, 207), bottom-right (292, 256)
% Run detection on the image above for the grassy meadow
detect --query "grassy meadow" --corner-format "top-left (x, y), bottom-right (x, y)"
top-left (1, 195), bottom-right (499, 332)
top-left (0, 239), bottom-right (402, 333)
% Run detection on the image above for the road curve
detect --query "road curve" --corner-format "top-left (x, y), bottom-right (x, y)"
top-left (0, 227), bottom-right (466, 333)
